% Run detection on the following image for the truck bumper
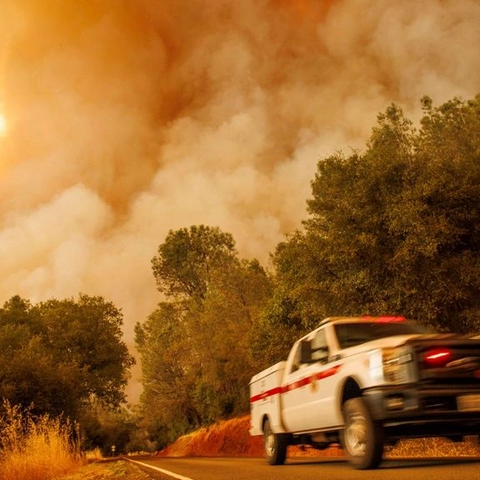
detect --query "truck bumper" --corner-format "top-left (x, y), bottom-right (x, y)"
top-left (362, 385), bottom-right (480, 438)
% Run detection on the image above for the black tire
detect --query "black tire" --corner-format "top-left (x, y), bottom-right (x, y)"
top-left (341, 397), bottom-right (384, 470)
top-left (263, 419), bottom-right (288, 465)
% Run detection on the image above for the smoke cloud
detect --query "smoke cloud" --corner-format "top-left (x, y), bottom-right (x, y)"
top-left (1, 0), bottom-right (480, 399)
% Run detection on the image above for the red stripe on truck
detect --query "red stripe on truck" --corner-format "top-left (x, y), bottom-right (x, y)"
top-left (250, 386), bottom-right (283, 403)
top-left (250, 365), bottom-right (340, 404)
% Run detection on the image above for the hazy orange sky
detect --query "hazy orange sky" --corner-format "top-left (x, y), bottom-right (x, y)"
top-left (1, 0), bottom-right (480, 399)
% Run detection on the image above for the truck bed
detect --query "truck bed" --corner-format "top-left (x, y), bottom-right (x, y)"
top-left (250, 361), bottom-right (286, 435)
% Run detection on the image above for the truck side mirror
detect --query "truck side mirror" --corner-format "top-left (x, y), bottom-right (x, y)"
top-left (300, 340), bottom-right (312, 364)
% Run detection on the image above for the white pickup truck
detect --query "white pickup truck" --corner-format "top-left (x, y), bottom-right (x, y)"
top-left (249, 316), bottom-right (480, 469)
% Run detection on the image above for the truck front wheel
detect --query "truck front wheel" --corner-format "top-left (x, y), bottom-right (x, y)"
top-left (341, 397), bottom-right (384, 470)
top-left (264, 419), bottom-right (288, 465)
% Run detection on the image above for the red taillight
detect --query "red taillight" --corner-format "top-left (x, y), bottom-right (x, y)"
top-left (424, 349), bottom-right (451, 367)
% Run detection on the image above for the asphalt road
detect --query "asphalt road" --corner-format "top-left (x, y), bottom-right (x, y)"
top-left (127, 456), bottom-right (480, 480)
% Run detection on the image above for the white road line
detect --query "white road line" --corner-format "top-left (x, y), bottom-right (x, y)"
top-left (126, 458), bottom-right (195, 480)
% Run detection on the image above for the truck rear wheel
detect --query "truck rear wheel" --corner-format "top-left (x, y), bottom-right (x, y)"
top-left (264, 419), bottom-right (288, 465)
top-left (341, 397), bottom-right (384, 470)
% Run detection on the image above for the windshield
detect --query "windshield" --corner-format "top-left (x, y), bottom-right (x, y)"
top-left (334, 322), bottom-right (431, 349)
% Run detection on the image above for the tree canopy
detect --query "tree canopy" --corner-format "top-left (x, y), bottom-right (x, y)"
top-left (151, 225), bottom-right (238, 302)
top-left (273, 95), bottom-right (480, 333)
top-left (137, 225), bottom-right (272, 446)
top-left (0, 294), bottom-right (135, 420)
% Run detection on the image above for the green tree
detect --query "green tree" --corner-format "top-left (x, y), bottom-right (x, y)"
top-left (273, 95), bottom-right (480, 333)
top-left (137, 226), bottom-right (272, 445)
top-left (36, 294), bottom-right (135, 408)
top-left (190, 259), bottom-right (272, 422)
top-left (0, 295), bottom-right (134, 420)
top-left (388, 96), bottom-right (480, 331)
top-left (151, 225), bottom-right (238, 302)
top-left (135, 302), bottom-right (199, 446)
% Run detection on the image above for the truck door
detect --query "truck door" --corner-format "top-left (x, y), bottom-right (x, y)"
top-left (282, 328), bottom-right (341, 432)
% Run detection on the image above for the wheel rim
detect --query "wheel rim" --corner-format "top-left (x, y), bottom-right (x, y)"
top-left (265, 428), bottom-right (276, 457)
top-left (345, 412), bottom-right (367, 456)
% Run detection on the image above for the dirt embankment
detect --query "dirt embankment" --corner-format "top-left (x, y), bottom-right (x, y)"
top-left (157, 416), bottom-right (263, 457)
top-left (157, 415), bottom-right (343, 458)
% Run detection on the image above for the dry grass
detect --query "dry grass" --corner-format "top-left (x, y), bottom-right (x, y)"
top-left (84, 448), bottom-right (104, 462)
top-left (0, 402), bottom-right (85, 480)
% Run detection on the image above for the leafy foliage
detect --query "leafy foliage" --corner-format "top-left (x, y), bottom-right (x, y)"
top-left (137, 226), bottom-right (272, 446)
top-left (273, 95), bottom-right (480, 333)
top-left (151, 225), bottom-right (238, 302)
top-left (0, 294), bottom-right (135, 430)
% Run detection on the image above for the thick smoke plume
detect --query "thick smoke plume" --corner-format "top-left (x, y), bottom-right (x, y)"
top-left (1, 0), bottom-right (480, 398)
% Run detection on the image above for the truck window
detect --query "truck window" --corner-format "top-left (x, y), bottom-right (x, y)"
top-left (311, 329), bottom-right (329, 364)
top-left (290, 343), bottom-right (302, 373)
top-left (334, 321), bottom-right (431, 349)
